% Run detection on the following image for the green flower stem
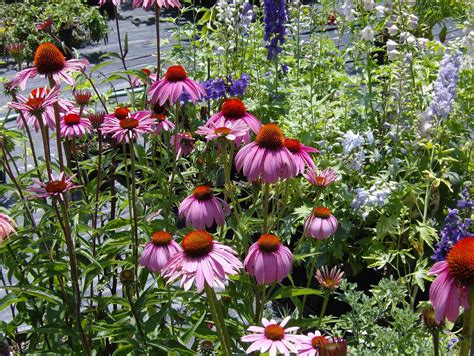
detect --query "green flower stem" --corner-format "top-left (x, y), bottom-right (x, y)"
top-left (263, 183), bottom-right (270, 233)
top-left (204, 284), bottom-right (232, 356)
top-left (53, 197), bottom-right (91, 355)
top-left (432, 329), bottom-right (440, 356)
top-left (35, 113), bottom-right (52, 179)
top-left (168, 102), bottom-right (180, 209)
top-left (47, 75), bottom-right (65, 171)
top-left (460, 286), bottom-right (474, 356)
top-left (254, 284), bottom-right (266, 323)
top-left (318, 291), bottom-right (330, 327)
top-left (128, 140), bottom-right (140, 294)
top-left (125, 283), bottom-right (146, 343)
top-left (154, 3), bottom-right (161, 74)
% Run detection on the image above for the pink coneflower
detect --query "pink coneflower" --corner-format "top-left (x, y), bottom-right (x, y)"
top-left (206, 98), bottom-right (262, 145)
top-left (315, 266), bottom-right (344, 291)
top-left (429, 237), bottom-right (474, 323)
top-left (8, 86), bottom-right (69, 131)
top-left (133, 0), bottom-right (181, 9)
top-left (304, 168), bottom-right (338, 188)
top-left (235, 124), bottom-right (297, 183)
top-left (36, 18), bottom-right (53, 32)
top-left (178, 185), bottom-right (230, 230)
top-left (148, 65), bottom-right (206, 106)
top-left (60, 112), bottom-right (92, 138)
top-left (304, 207), bottom-right (338, 240)
top-left (284, 138), bottom-right (319, 175)
top-left (140, 231), bottom-right (182, 273)
top-left (170, 132), bottom-right (195, 158)
top-left (196, 118), bottom-right (247, 142)
top-left (5, 43), bottom-right (24, 56)
top-left (99, 0), bottom-right (121, 6)
top-left (244, 233), bottom-right (293, 285)
top-left (241, 316), bottom-right (305, 355)
top-left (101, 110), bottom-right (155, 143)
top-left (131, 68), bottom-right (153, 87)
top-left (161, 230), bottom-right (242, 292)
top-left (10, 42), bottom-right (88, 90)
top-left (0, 214), bottom-right (16, 244)
top-left (298, 331), bottom-right (330, 356)
top-left (137, 103), bottom-right (175, 134)
top-left (28, 172), bottom-right (80, 199)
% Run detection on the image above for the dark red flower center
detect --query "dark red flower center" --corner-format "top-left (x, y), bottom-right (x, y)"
top-left (114, 107), bottom-right (130, 120)
top-left (193, 185), bottom-right (212, 201)
top-left (312, 335), bottom-right (329, 349)
top-left (151, 113), bottom-right (167, 121)
top-left (45, 180), bottom-right (67, 193)
top-left (264, 324), bottom-right (285, 341)
top-left (141, 68), bottom-right (151, 76)
top-left (151, 231), bottom-right (172, 246)
top-left (182, 230), bottom-right (214, 257)
top-left (257, 234), bottom-right (281, 252)
top-left (284, 138), bottom-right (301, 153)
top-left (74, 90), bottom-right (91, 105)
top-left (26, 97), bottom-right (45, 109)
top-left (315, 176), bottom-right (327, 186)
top-left (320, 339), bottom-right (347, 356)
top-left (34, 42), bottom-right (65, 75)
top-left (221, 98), bottom-right (246, 119)
top-left (119, 118), bottom-right (139, 129)
top-left (64, 113), bottom-right (81, 125)
top-left (180, 132), bottom-right (193, 144)
top-left (165, 65), bottom-right (187, 82)
top-left (447, 237), bottom-right (474, 285)
top-left (313, 206), bottom-right (331, 219)
top-left (214, 127), bottom-right (232, 135)
top-left (152, 103), bottom-right (167, 115)
top-left (256, 124), bottom-right (285, 150)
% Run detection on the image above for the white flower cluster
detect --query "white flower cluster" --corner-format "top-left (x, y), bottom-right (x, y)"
top-left (215, 0), bottom-right (253, 35)
top-left (340, 130), bottom-right (376, 172)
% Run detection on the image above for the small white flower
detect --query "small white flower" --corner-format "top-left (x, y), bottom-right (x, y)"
top-left (363, 0), bottom-right (374, 10)
top-left (361, 25), bottom-right (374, 42)
top-left (387, 24), bottom-right (399, 36)
top-left (406, 34), bottom-right (417, 47)
top-left (375, 5), bottom-right (386, 18)
top-left (386, 39), bottom-right (398, 51)
top-left (408, 14), bottom-right (419, 29)
top-left (417, 37), bottom-right (429, 50)
top-left (388, 49), bottom-right (400, 61)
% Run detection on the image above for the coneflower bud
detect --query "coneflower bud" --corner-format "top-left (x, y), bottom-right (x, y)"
top-left (74, 89), bottom-right (92, 106)
top-left (120, 269), bottom-right (134, 284)
top-left (422, 305), bottom-right (444, 329)
top-left (88, 112), bottom-right (105, 129)
top-left (198, 340), bottom-right (214, 355)
top-left (36, 18), bottom-right (54, 32)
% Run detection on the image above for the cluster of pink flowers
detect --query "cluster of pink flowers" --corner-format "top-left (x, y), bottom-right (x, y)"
top-left (241, 316), bottom-right (347, 355)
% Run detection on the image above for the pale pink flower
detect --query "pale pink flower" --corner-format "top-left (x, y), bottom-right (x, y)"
top-left (196, 118), bottom-right (247, 142)
top-left (235, 124), bottom-right (297, 183)
top-left (0, 214), bottom-right (16, 244)
top-left (178, 185), bottom-right (230, 230)
top-left (170, 132), bottom-right (195, 158)
top-left (9, 42), bottom-right (88, 90)
top-left (133, 0), bottom-right (181, 9)
top-left (28, 172), bottom-right (80, 199)
top-left (244, 234), bottom-right (293, 285)
top-left (101, 111), bottom-right (155, 143)
top-left (304, 207), bottom-right (338, 240)
top-left (298, 331), bottom-right (330, 356)
top-left (60, 112), bottom-right (92, 138)
top-left (241, 316), bottom-right (305, 355)
top-left (140, 231), bottom-right (182, 273)
top-left (284, 138), bottom-right (319, 175)
top-left (8, 86), bottom-right (73, 131)
top-left (148, 65), bottom-right (206, 106)
top-left (161, 230), bottom-right (242, 292)
top-left (205, 98), bottom-right (262, 145)
top-left (315, 266), bottom-right (344, 291)
top-left (428, 237), bottom-right (474, 323)
top-left (304, 168), bottom-right (338, 188)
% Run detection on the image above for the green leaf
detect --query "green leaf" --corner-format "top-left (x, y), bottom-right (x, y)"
top-left (0, 286), bottom-right (62, 304)
top-left (182, 311), bottom-right (206, 343)
top-left (414, 222), bottom-right (438, 248)
top-left (270, 286), bottom-right (323, 300)
top-left (0, 293), bottom-right (26, 312)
